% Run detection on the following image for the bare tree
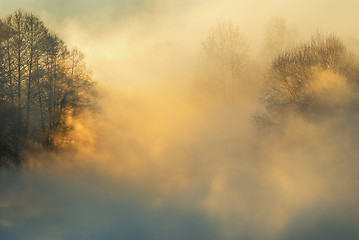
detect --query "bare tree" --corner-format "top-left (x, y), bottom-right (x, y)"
top-left (192, 21), bottom-right (250, 106)
top-left (261, 17), bottom-right (297, 63)
top-left (258, 33), bottom-right (358, 124)
top-left (0, 20), bottom-right (11, 101)
top-left (0, 19), bottom-right (24, 168)
top-left (23, 13), bottom-right (48, 137)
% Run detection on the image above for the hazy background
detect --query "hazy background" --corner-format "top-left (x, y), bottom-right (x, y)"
top-left (1, 0), bottom-right (359, 239)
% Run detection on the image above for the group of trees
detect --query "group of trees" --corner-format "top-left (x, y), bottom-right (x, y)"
top-left (259, 34), bottom-right (359, 125)
top-left (0, 10), bottom-right (97, 168)
top-left (191, 18), bottom-right (359, 127)
top-left (2, 10), bottom-right (358, 167)
top-left (191, 18), bottom-right (297, 108)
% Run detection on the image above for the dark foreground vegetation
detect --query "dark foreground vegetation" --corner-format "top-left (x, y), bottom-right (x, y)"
top-left (0, 10), bottom-right (97, 168)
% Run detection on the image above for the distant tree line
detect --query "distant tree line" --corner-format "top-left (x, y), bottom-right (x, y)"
top-left (191, 18), bottom-right (297, 108)
top-left (0, 10), bottom-right (97, 168)
top-left (191, 18), bottom-right (359, 129)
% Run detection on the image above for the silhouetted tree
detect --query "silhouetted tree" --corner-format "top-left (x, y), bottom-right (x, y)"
top-left (258, 34), bottom-right (358, 125)
top-left (0, 102), bottom-right (24, 168)
top-left (0, 10), bottom-right (98, 167)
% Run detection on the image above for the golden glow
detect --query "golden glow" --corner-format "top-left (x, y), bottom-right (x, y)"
top-left (3, 1), bottom-right (359, 239)
top-left (307, 66), bottom-right (352, 106)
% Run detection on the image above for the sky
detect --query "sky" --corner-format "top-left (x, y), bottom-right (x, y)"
top-left (2, 0), bottom-right (359, 90)
top-left (1, 0), bottom-right (359, 240)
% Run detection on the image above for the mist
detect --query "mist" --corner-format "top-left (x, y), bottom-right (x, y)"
top-left (1, 0), bottom-right (359, 240)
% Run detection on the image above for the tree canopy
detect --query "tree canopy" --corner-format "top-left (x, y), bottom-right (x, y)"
top-left (258, 34), bottom-right (359, 125)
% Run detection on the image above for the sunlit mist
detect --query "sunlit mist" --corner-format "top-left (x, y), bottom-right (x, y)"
top-left (1, 1), bottom-right (359, 240)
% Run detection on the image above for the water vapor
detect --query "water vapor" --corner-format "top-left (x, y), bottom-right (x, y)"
top-left (1, 0), bottom-right (359, 239)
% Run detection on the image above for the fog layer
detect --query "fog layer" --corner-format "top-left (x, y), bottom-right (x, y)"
top-left (1, 0), bottom-right (359, 239)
